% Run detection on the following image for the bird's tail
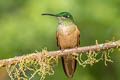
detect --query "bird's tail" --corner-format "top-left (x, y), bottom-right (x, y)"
top-left (62, 55), bottom-right (77, 78)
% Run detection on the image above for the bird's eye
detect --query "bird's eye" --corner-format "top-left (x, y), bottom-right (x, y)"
top-left (63, 15), bottom-right (69, 18)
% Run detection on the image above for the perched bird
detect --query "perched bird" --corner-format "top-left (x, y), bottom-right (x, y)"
top-left (42, 12), bottom-right (80, 78)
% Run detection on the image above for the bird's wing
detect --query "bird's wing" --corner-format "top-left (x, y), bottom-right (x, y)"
top-left (56, 31), bottom-right (60, 49)
top-left (76, 27), bottom-right (80, 46)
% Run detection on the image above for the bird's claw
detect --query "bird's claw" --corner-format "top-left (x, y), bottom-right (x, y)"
top-left (61, 49), bottom-right (65, 52)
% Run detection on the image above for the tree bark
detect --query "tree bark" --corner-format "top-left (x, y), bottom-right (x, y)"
top-left (0, 40), bottom-right (120, 67)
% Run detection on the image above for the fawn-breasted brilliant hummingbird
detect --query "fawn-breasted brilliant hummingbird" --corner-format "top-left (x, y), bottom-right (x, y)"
top-left (42, 12), bottom-right (80, 78)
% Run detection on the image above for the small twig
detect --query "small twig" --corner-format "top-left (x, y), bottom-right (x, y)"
top-left (0, 40), bottom-right (120, 67)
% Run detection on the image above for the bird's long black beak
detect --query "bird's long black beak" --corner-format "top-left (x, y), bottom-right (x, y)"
top-left (41, 13), bottom-right (58, 17)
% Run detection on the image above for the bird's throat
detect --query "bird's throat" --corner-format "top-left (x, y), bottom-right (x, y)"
top-left (57, 22), bottom-right (76, 35)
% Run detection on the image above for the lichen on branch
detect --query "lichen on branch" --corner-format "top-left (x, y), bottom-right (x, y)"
top-left (0, 40), bottom-right (120, 80)
top-left (6, 50), bottom-right (58, 80)
top-left (76, 48), bottom-right (114, 68)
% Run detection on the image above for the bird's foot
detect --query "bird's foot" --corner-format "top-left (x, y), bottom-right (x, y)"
top-left (61, 49), bottom-right (65, 52)
top-left (75, 46), bottom-right (79, 49)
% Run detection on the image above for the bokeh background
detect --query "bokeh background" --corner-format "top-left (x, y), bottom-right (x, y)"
top-left (0, 0), bottom-right (120, 80)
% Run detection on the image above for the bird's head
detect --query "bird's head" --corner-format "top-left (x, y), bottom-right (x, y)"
top-left (42, 12), bottom-right (74, 23)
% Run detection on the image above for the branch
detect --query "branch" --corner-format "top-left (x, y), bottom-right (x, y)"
top-left (0, 40), bottom-right (120, 67)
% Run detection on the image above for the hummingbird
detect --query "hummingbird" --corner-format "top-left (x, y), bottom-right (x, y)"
top-left (42, 12), bottom-right (80, 78)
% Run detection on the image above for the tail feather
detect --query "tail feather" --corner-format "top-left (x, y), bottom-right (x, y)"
top-left (62, 55), bottom-right (77, 78)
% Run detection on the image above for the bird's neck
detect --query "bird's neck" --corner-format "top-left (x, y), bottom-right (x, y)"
top-left (59, 21), bottom-right (75, 27)
top-left (57, 18), bottom-right (74, 25)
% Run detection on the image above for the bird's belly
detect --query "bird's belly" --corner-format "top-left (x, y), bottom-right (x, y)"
top-left (58, 32), bottom-right (78, 49)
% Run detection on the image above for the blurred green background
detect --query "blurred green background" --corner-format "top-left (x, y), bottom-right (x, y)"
top-left (0, 0), bottom-right (120, 80)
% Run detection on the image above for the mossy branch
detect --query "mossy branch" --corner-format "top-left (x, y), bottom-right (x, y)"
top-left (0, 40), bottom-right (120, 68)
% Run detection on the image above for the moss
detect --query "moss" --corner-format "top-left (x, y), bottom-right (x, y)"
top-left (102, 49), bottom-right (114, 66)
top-left (6, 49), bottom-right (58, 80)
top-left (76, 48), bottom-right (114, 67)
